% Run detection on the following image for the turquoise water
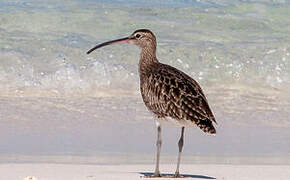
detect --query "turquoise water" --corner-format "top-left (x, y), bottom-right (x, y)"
top-left (1, 0), bottom-right (290, 96)
top-left (0, 0), bottom-right (290, 164)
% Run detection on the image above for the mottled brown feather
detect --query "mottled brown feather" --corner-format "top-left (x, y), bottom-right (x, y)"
top-left (140, 62), bottom-right (216, 134)
top-left (87, 29), bottom-right (216, 177)
top-left (94, 29), bottom-right (218, 134)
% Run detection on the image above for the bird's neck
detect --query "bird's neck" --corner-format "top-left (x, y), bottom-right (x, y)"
top-left (139, 46), bottom-right (158, 74)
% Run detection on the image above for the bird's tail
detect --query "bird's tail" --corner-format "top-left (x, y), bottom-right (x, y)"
top-left (196, 118), bottom-right (216, 134)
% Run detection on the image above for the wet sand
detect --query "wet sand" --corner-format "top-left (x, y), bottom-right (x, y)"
top-left (1, 96), bottom-right (290, 157)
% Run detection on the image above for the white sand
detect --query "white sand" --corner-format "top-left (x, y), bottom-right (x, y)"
top-left (0, 163), bottom-right (289, 180)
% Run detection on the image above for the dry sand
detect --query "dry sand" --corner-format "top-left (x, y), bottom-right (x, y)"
top-left (0, 163), bottom-right (289, 180)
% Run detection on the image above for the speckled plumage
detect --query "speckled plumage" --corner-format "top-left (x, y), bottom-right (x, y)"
top-left (87, 29), bottom-right (217, 177)
top-left (135, 29), bottom-right (216, 134)
top-left (140, 62), bottom-right (216, 134)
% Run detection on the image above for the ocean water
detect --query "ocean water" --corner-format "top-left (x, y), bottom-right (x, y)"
top-left (0, 0), bottom-right (290, 164)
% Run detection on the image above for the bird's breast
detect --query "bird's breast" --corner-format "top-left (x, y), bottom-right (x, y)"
top-left (140, 74), bottom-right (166, 117)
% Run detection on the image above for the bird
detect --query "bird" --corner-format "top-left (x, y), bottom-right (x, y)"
top-left (87, 29), bottom-right (217, 178)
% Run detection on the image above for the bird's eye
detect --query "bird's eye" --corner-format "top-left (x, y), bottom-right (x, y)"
top-left (135, 34), bottom-right (141, 38)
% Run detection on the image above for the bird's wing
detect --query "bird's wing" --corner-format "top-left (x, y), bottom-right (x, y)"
top-left (147, 63), bottom-right (216, 133)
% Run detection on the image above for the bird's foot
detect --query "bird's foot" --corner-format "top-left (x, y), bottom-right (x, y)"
top-left (173, 172), bottom-right (183, 178)
top-left (152, 172), bottom-right (162, 177)
top-left (143, 172), bottom-right (161, 178)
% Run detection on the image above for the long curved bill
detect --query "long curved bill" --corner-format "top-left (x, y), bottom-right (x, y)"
top-left (87, 37), bottom-right (132, 54)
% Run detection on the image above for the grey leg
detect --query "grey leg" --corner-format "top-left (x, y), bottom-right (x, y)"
top-left (174, 127), bottom-right (185, 177)
top-left (153, 124), bottom-right (162, 177)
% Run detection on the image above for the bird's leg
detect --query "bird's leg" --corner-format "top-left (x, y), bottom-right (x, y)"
top-left (174, 127), bottom-right (185, 178)
top-left (153, 123), bottom-right (162, 177)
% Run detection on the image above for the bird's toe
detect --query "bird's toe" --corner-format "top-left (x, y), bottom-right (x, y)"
top-left (144, 174), bottom-right (162, 178)
top-left (173, 172), bottom-right (183, 178)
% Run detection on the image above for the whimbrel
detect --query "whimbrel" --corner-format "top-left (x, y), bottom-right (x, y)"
top-left (87, 29), bottom-right (217, 177)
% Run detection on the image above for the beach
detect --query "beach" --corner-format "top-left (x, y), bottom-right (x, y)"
top-left (1, 163), bottom-right (290, 180)
top-left (1, 0), bottom-right (290, 179)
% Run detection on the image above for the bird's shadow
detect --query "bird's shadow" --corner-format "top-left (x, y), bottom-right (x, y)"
top-left (140, 172), bottom-right (216, 179)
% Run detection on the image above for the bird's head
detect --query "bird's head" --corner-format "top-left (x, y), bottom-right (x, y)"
top-left (129, 29), bottom-right (156, 49)
top-left (87, 29), bottom-right (156, 54)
